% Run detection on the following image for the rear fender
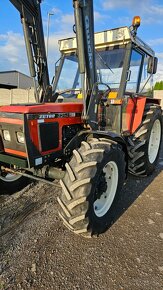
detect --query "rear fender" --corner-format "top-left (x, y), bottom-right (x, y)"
top-left (126, 96), bottom-right (160, 134)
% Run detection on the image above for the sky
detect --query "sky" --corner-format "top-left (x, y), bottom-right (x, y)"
top-left (0, 0), bottom-right (163, 83)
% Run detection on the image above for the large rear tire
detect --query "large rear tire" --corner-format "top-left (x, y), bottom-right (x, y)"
top-left (58, 138), bottom-right (126, 238)
top-left (128, 104), bottom-right (162, 176)
top-left (0, 166), bottom-right (29, 195)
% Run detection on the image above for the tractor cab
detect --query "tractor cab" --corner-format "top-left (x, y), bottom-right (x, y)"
top-left (53, 18), bottom-right (158, 133)
top-left (54, 18), bottom-right (156, 97)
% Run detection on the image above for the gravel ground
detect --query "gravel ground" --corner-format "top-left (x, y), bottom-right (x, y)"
top-left (0, 143), bottom-right (163, 290)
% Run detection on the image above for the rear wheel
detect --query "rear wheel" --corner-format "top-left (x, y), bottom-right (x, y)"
top-left (58, 138), bottom-right (126, 238)
top-left (0, 166), bottom-right (29, 195)
top-left (128, 104), bottom-right (162, 176)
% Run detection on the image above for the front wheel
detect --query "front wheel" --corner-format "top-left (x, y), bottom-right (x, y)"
top-left (58, 138), bottom-right (126, 238)
top-left (0, 166), bottom-right (29, 195)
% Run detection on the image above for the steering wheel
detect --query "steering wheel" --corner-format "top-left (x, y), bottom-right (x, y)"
top-left (53, 89), bottom-right (77, 101)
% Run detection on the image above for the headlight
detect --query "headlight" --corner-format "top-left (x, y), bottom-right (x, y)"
top-left (3, 130), bottom-right (11, 141)
top-left (16, 132), bottom-right (25, 144)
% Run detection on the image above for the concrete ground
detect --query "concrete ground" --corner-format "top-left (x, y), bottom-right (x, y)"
top-left (0, 144), bottom-right (163, 290)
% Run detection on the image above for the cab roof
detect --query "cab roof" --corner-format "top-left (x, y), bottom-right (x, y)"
top-left (59, 26), bottom-right (154, 57)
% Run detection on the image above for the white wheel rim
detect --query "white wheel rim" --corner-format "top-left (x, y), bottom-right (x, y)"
top-left (0, 171), bottom-right (20, 182)
top-left (148, 119), bottom-right (161, 164)
top-left (93, 161), bottom-right (118, 217)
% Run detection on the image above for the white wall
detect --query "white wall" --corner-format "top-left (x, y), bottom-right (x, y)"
top-left (153, 90), bottom-right (163, 109)
top-left (0, 88), bottom-right (36, 105)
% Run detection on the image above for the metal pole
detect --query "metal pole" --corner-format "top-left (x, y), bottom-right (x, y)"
top-left (46, 12), bottom-right (54, 61)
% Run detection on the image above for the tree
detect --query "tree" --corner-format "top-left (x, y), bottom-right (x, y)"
top-left (160, 81), bottom-right (163, 89)
top-left (154, 81), bottom-right (163, 90)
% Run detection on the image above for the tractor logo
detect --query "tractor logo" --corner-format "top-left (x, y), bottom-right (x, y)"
top-left (85, 15), bottom-right (93, 70)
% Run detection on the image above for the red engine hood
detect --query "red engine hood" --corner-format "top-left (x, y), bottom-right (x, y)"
top-left (0, 102), bottom-right (83, 114)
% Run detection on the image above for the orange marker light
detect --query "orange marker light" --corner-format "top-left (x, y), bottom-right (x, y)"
top-left (132, 16), bottom-right (141, 28)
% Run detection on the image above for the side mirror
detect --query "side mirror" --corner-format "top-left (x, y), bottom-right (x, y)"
top-left (147, 57), bottom-right (158, 74)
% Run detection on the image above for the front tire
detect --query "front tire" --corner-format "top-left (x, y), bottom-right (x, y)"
top-left (128, 104), bottom-right (162, 176)
top-left (58, 138), bottom-right (126, 238)
top-left (0, 166), bottom-right (29, 195)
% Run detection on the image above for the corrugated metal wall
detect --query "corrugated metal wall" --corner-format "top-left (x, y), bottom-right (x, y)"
top-left (0, 71), bottom-right (34, 89)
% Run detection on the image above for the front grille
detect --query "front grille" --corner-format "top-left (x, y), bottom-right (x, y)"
top-left (39, 122), bottom-right (59, 152)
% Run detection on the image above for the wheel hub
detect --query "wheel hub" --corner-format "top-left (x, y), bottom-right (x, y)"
top-left (148, 119), bottom-right (161, 164)
top-left (93, 161), bottom-right (118, 218)
top-left (95, 172), bottom-right (107, 199)
top-left (0, 166), bottom-right (21, 182)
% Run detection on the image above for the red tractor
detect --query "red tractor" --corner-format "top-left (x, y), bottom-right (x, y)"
top-left (0, 0), bottom-right (162, 238)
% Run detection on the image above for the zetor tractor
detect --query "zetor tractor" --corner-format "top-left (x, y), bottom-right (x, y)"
top-left (0, 0), bottom-right (162, 238)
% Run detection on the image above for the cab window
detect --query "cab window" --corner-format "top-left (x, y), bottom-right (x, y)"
top-left (126, 49), bottom-right (143, 93)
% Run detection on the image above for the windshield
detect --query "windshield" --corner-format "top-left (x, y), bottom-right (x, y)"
top-left (55, 48), bottom-right (126, 97)
top-left (56, 54), bottom-right (81, 94)
top-left (96, 48), bottom-right (125, 89)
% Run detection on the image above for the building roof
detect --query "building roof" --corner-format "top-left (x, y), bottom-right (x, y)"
top-left (0, 70), bottom-right (19, 74)
top-left (0, 70), bottom-right (32, 80)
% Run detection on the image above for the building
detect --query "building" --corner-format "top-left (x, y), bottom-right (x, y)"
top-left (0, 70), bottom-right (34, 89)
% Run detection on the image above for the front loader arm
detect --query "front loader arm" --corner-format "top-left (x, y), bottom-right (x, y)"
top-left (73, 0), bottom-right (97, 91)
top-left (9, 0), bottom-right (52, 102)
top-left (73, 0), bottom-right (102, 130)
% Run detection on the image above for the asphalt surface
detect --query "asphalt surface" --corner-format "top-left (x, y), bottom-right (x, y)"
top-left (0, 143), bottom-right (163, 290)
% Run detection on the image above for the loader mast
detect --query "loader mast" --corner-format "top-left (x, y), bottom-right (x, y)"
top-left (73, 0), bottom-right (97, 90)
top-left (9, 0), bottom-right (52, 102)
top-left (73, 0), bottom-right (98, 126)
